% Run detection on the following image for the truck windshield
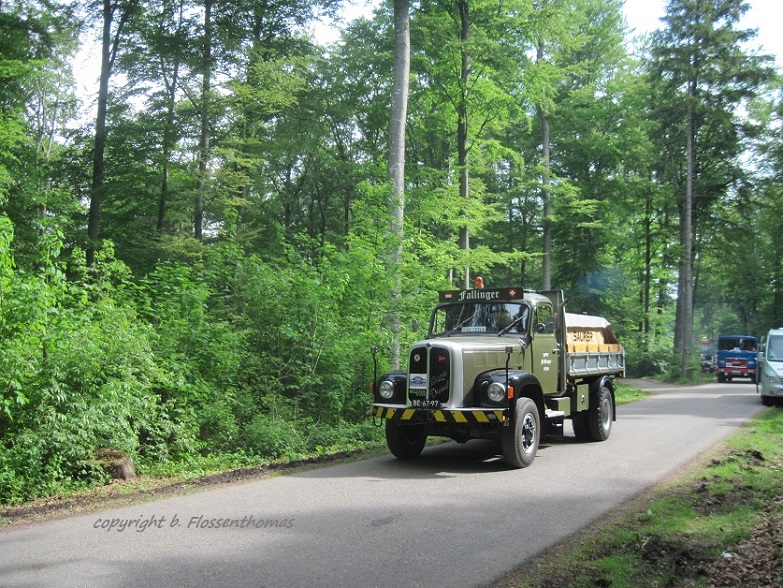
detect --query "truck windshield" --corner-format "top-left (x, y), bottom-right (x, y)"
top-left (430, 303), bottom-right (529, 337)
top-left (718, 337), bottom-right (756, 352)
top-left (768, 336), bottom-right (783, 362)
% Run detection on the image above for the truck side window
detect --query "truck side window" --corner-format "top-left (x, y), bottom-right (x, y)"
top-left (535, 305), bottom-right (554, 334)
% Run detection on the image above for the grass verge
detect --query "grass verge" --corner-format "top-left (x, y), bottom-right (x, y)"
top-left (492, 405), bottom-right (783, 588)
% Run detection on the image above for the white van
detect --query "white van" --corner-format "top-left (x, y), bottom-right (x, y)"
top-left (758, 328), bottom-right (783, 405)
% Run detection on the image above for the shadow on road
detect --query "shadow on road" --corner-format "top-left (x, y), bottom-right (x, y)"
top-left (300, 434), bottom-right (582, 480)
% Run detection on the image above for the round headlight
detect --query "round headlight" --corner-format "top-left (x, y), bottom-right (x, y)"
top-left (379, 380), bottom-right (395, 399)
top-left (487, 382), bottom-right (506, 403)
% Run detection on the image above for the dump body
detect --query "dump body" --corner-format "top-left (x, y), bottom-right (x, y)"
top-left (371, 285), bottom-right (625, 468)
top-left (565, 313), bottom-right (625, 378)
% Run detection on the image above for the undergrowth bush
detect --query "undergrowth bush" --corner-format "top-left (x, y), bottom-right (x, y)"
top-left (0, 225), bottom-right (390, 505)
top-left (0, 239), bottom-right (196, 504)
top-left (622, 334), bottom-right (672, 378)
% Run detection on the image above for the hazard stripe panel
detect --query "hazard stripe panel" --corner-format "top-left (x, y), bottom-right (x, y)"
top-left (372, 405), bottom-right (506, 423)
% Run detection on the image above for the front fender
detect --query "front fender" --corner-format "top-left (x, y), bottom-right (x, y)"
top-left (374, 371), bottom-right (407, 404)
top-left (474, 370), bottom-right (541, 408)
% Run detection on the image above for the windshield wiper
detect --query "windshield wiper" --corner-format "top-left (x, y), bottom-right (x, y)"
top-left (443, 313), bottom-right (476, 337)
top-left (498, 314), bottom-right (526, 336)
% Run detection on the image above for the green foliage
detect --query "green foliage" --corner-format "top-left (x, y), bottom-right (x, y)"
top-left (0, 237), bottom-right (190, 503)
top-left (621, 334), bottom-right (674, 378)
top-left (236, 240), bottom-right (384, 423)
top-left (2, 0), bottom-right (782, 506)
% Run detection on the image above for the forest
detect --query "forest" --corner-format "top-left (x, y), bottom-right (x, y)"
top-left (0, 0), bottom-right (781, 505)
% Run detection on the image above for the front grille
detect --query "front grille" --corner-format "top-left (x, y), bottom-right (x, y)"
top-left (408, 346), bottom-right (451, 405)
top-left (429, 347), bottom-right (450, 404)
top-left (727, 359), bottom-right (747, 368)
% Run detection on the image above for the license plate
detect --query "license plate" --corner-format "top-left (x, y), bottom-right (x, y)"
top-left (411, 399), bottom-right (440, 408)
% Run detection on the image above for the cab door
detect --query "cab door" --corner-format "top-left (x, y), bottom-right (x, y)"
top-left (532, 303), bottom-right (559, 394)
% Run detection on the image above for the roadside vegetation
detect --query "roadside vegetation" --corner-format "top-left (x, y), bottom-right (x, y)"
top-left (494, 405), bottom-right (783, 588)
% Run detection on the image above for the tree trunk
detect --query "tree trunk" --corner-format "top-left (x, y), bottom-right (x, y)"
top-left (158, 63), bottom-right (180, 235)
top-left (457, 0), bottom-right (470, 289)
top-left (643, 203), bottom-right (652, 336)
top-left (538, 38), bottom-right (552, 291)
top-left (87, 0), bottom-right (114, 266)
top-left (676, 92), bottom-right (696, 378)
top-left (387, 0), bottom-right (410, 370)
top-left (88, 0), bottom-right (138, 264)
top-left (194, 0), bottom-right (212, 241)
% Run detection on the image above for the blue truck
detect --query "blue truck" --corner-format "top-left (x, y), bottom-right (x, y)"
top-left (716, 334), bottom-right (758, 383)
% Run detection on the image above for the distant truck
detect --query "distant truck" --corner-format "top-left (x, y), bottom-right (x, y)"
top-left (371, 283), bottom-right (625, 468)
top-left (716, 334), bottom-right (758, 383)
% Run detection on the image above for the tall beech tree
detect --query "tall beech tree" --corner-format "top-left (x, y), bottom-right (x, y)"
top-left (650, 0), bottom-right (771, 377)
top-left (387, 0), bottom-right (410, 369)
top-left (0, 0), bottom-right (78, 263)
top-left (413, 0), bottom-right (520, 287)
top-left (87, 0), bottom-right (140, 265)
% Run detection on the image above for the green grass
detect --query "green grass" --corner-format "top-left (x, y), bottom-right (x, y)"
top-left (494, 406), bottom-right (783, 588)
top-left (615, 381), bottom-right (650, 404)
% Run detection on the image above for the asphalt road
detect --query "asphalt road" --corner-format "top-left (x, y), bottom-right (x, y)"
top-left (0, 380), bottom-right (766, 588)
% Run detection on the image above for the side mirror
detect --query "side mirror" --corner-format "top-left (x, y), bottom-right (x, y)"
top-left (411, 319), bottom-right (419, 333)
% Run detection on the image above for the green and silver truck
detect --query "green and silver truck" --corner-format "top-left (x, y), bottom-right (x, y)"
top-left (371, 283), bottom-right (625, 468)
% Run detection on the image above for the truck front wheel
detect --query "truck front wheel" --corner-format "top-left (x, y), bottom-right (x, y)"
top-left (501, 398), bottom-right (541, 468)
top-left (385, 421), bottom-right (427, 459)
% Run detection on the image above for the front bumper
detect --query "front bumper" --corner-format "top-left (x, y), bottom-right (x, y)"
top-left (718, 367), bottom-right (755, 377)
top-left (371, 404), bottom-right (506, 424)
top-left (760, 377), bottom-right (783, 397)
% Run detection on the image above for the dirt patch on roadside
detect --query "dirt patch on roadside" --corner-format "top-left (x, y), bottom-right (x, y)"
top-left (706, 504), bottom-right (783, 588)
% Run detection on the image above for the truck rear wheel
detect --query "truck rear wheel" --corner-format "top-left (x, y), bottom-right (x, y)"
top-left (385, 421), bottom-right (427, 459)
top-left (501, 398), bottom-right (540, 468)
top-left (589, 385), bottom-right (613, 441)
top-left (573, 384), bottom-right (613, 442)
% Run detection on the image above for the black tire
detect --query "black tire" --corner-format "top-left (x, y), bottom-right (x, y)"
top-left (717, 373), bottom-right (726, 383)
top-left (573, 384), bottom-right (613, 442)
top-left (585, 385), bottom-right (614, 441)
top-left (385, 421), bottom-right (427, 459)
top-left (762, 394), bottom-right (772, 406)
top-left (501, 398), bottom-right (541, 468)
